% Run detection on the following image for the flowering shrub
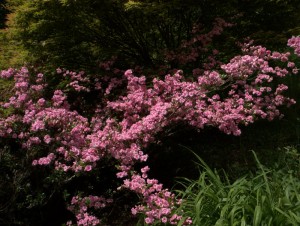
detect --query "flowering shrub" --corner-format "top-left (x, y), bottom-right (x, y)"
top-left (1, 23), bottom-right (300, 224)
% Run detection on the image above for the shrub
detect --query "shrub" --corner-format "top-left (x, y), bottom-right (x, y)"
top-left (0, 33), bottom-right (300, 225)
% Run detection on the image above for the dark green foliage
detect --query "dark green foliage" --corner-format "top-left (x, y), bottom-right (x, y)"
top-left (234, 0), bottom-right (300, 49)
top-left (3, 0), bottom-right (299, 72)
top-left (0, 139), bottom-right (75, 225)
top-left (146, 101), bottom-right (300, 187)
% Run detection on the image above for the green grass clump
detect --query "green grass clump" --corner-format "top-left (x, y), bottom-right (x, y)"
top-left (174, 148), bottom-right (300, 226)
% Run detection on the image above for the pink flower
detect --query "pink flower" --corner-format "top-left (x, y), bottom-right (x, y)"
top-left (162, 217), bottom-right (168, 223)
top-left (141, 166), bottom-right (150, 174)
top-left (145, 217), bottom-right (154, 224)
top-left (31, 120), bottom-right (45, 131)
top-left (44, 135), bottom-right (51, 144)
top-left (56, 68), bottom-right (63, 74)
top-left (84, 165), bottom-right (92, 171)
top-left (37, 98), bottom-right (46, 106)
top-left (116, 171), bottom-right (128, 178)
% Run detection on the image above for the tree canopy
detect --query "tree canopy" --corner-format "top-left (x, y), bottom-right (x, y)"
top-left (1, 0), bottom-right (299, 72)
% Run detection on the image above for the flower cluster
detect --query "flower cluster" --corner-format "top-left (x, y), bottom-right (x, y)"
top-left (67, 195), bottom-right (113, 226)
top-left (123, 167), bottom-right (192, 225)
top-left (165, 18), bottom-right (232, 69)
top-left (288, 36), bottom-right (300, 57)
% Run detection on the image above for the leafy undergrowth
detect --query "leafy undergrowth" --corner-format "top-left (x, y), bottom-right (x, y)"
top-left (170, 147), bottom-right (300, 226)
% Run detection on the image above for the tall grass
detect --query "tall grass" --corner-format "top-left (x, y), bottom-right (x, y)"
top-left (174, 147), bottom-right (300, 226)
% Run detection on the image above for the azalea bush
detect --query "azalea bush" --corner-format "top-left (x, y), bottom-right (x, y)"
top-left (0, 17), bottom-right (300, 224)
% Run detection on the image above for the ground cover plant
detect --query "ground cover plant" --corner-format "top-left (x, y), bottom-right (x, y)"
top-left (174, 148), bottom-right (300, 226)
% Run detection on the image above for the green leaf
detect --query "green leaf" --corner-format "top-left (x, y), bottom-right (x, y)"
top-left (253, 205), bottom-right (262, 226)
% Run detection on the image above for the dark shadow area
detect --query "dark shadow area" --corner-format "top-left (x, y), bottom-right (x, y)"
top-left (146, 115), bottom-right (300, 189)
